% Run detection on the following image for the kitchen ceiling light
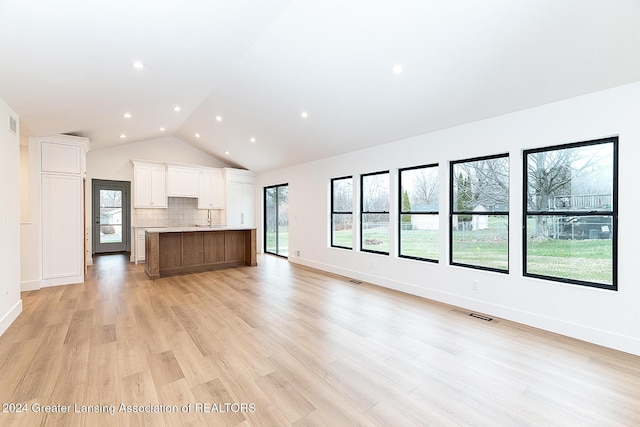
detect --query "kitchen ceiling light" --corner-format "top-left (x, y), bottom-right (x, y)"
top-left (215, 115), bottom-right (222, 122)
top-left (123, 113), bottom-right (132, 119)
top-left (119, 134), bottom-right (126, 139)
top-left (132, 61), bottom-right (144, 70)
top-left (174, 106), bottom-right (181, 112)
top-left (250, 137), bottom-right (256, 143)
top-left (195, 133), bottom-right (200, 138)
top-left (224, 150), bottom-right (230, 155)
top-left (160, 127), bottom-right (165, 132)
top-left (301, 111), bottom-right (308, 119)
top-left (392, 63), bottom-right (403, 75)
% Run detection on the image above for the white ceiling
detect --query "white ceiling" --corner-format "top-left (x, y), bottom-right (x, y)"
top-left (1, 0), bottom-right (639, 172)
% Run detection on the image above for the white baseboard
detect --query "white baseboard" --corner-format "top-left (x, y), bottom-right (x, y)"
top-left (0, 300), bottom-right (22, 337)
top-left (41, 274), bottom-right (84, 288)
top-left (21, 279), bottom-right (41, 292)
top-left (290, 257), bottom-right (640, 357)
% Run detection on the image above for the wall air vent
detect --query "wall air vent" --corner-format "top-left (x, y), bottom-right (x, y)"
top-left (8, 115), bottom-right (17, 135)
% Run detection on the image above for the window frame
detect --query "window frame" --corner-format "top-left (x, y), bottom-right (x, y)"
top-left (522, 137), bottom-right (618, 290)
top-left (449, 153), bottom-right (510, 273)
top-left (360, 170), bottom-right (390, 255)
top-left (330, 175), bottom-right (353, 250)
top-left (398, 163), bottom-right (439, 263)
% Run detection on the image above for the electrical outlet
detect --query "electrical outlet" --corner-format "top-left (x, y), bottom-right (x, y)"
top-left (295, 250), bottom-right (300, 257)
top-left (472, 281), bottom-right (479, 291)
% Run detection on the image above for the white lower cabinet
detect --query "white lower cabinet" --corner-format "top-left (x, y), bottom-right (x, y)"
top-left (42, 173), bottom-right (84, 284)
top-left (135, 228), bottom-right (146, 263)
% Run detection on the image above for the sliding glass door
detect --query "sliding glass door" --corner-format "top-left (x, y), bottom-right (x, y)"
top-left (264, 184), bottom-right (288, 257)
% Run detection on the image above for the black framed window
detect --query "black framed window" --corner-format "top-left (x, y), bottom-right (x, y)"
top-left (523, 137), bottom-right (617, 290)
top-left (399, 164), bottom-right (439, 262)
top-left (361, 171), bottom-right (390, 254)
top-left (450, 154), bottom-right (509, 272)
top-left (331, 176), bottom-right (353, 249)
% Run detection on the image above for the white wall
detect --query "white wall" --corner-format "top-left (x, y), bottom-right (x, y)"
top-left (0, 97), bottom-right (23, 335)
top-left (85, 136), bottom-right (230, 261)
top-left (257, 82), bottom-right (640, 356)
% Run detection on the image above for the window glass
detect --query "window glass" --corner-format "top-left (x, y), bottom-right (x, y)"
top-left (399, 165), bottom-right (439, 261)
top-left (331, 177), bottom-right (353, 249)
top-left (524, 138), bottom-right (617, 289)
top-left (361, 171), bottom-right (390, 254)
top-left (450, 154), bottom-right (509, 272)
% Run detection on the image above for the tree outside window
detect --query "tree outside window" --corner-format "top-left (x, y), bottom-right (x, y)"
top-left (450, 154), bottom-right (509, 272)
top-left (524, 138), bottom-right (617, 289)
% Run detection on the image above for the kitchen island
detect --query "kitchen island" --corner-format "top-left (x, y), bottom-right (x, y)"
top-left (144, 226), bottom-right (256, 279)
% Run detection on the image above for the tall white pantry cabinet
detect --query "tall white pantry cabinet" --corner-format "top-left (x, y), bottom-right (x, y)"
top-left (224, 168), bottom-right (255, 228)
top-left (39, 135), bottom-right (90, 287)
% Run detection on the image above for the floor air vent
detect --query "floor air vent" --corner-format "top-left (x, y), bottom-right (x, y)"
top-left (469, 313), bottom-right (493, 322)
top-left (349, 279), bottom-right (362, 284)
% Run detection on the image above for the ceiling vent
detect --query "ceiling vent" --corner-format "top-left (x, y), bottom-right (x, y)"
top-left (8, 115), bottom-right (17, 135)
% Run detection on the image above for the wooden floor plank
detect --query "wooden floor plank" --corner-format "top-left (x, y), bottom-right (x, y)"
top-left (0, 253), bottom-right (638, 427)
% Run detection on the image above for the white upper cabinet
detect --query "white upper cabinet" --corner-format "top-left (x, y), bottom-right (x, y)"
top-left (167, 164), bottom-right (199, 197)
top-left (198, 167), bottom-right (224, 209)
top-left (133, 161), bottom-right (167, 208)
top-left (41, 139), bottom-right (87, 175)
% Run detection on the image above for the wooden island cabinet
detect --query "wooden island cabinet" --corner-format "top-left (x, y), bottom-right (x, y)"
top-left (144, 227), bottom-right (256, 279)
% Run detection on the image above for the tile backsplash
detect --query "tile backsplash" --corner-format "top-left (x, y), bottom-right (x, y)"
top-left (134, 197), bottom-right (222, 227)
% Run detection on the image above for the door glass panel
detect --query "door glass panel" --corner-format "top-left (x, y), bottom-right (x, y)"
top-left (264, 184), bottom-right (288, 257)
top-left (100, 189), bottom-right (123, 244)
top-left (277, 186), bottom-right (288, 257)
top-left (265, 187), bottom-right (277, 254)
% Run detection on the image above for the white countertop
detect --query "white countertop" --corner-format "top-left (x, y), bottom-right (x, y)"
top-left (143, 225), bottom-right (255, 233)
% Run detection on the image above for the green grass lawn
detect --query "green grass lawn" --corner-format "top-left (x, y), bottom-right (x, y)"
top-left (526, 238), bottom-right (612, 284)
top-left (295, 223), bottom-right (613, 285)
top-left (265, 228), bottom-right (289, 256)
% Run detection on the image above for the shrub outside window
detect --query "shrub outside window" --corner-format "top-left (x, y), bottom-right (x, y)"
top-left (361, 171), bottom-right (390, 254)
top-left (331, 176), bottom-right (353, 249)
top-left (523, 137), bottom-right (617, 289)
top-left (450, 154), bottom-right (509, 272)
top-left (399, 164), bottom-right (439, 262)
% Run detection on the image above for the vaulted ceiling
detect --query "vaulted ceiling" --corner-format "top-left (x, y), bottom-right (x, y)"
top-left (1, 0), bottom-right (639, 172)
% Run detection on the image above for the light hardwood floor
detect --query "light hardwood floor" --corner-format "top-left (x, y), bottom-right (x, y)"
top-left (0, 254), bottom-right (639, 426)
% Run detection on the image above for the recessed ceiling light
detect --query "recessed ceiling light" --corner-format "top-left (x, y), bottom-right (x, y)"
top-left (392, 63), bottom-right (403, 75)
top-left (160, 127), bottom-right (165, 132)
top-left (174, 106), bottom-right (181, 112)
top-left (195, 133), bottom-right (200, 138)
top-left (123, 113), bottom-right (132, 119)
top-left (224, 150), bottom-right (230, 155)
top-left (119, 134), bottom-right (126, 139)
top-left (250, 137), bottom-right (256, 143)
top-left (215, 115), bottom-right (222, 122)
top-left (301, 111), bottom-right (308, 119)
top-left (132, 61), bottom-right (144, 70)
